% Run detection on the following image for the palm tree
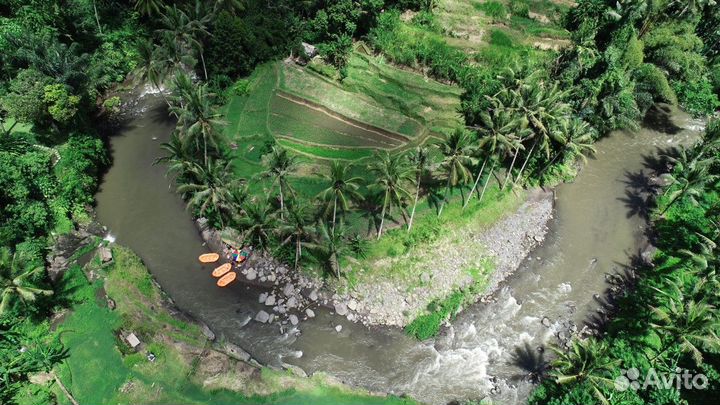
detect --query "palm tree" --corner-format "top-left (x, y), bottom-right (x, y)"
top-left (536, 118), bottom-right (596, 179)
top-left (171, 78), bottom-right (227, 164)
top-left (550, 339), bottom-right (619, 405)
top-left (469, 109), bottom-right (520, 202)
top-left (435, 129), bottom-right (475, 216)
top-left (317, 161), bottom-right (364, 234)
top-left (650, 281), bottom-right (720, 366)
top-left (407, 146), bottom-right (430, 232)
top-left (186, 0), bottom-right (213, 80)
top-left (261, 146), bottom-right (298, 220)
top-left (236, 198), bottom-right (278, 253)
top-left (155, 132), bottom-right (196, 178)
top-left (309, 222), bottom-right (352, 278)
top-left (278, 201), bottom-right (314, 269)
top-left (176, 159), bottom-right (240, 228)
top-left (370, 151), bottom-right (414, 239)
top-left (660, 150), bottom-right (717, 214)
top-left (134, 39), bottom-right (171, 106)
top-left (510, 81), bottom-right (570, 185)
top-left (0, 249), bottom-right (53, 315)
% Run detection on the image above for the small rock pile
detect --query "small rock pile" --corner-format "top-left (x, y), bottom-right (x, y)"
top-left (243, 260), bottom-right (324, 330)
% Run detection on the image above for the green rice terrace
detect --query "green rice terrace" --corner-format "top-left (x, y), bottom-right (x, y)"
top-left (224, 50), bottom-right (462, 166)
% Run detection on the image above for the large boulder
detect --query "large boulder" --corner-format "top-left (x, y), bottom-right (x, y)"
top-left (334, 302), bottom-right (348, 316)
top-left (255, 310), bottom-right (270, 323)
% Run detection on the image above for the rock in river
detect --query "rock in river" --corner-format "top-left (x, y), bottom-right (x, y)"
top-left (289, 314), bottom-right (299, 325)
top-left (334, 302), bottom-right (348, 316)
top-left (255, 310), bottom-right (270, 323)
top-left (265, 295), bottom-right (276, 306)
top-left (246, 268), bottom-right (257, 281)
top-left (305, 308), bottom-right (315, 318)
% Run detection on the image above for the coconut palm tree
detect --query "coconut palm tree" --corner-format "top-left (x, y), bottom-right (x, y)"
top-left (660, 151), bottom-right (718, 214)
top-left (278, 200), bottom-right (314, 269)
top-left (650, 280), bottom-right (720, 366)
top-left (170, 78), bottom-right (227, 165)
top-left (435, 129), bottom-right (475, 216)
top-left (186, 0), bottom-right (212, 80)
top-left (308, 222), bottom-right (351, 278)
top-left (370, 151), bottom-right (414, 239)
top-left (0, 249), bottom-right (53, 315)
top-left (536, 118), bottom-right (596, 179)
top-left (134, 39), bottom-right (171, 105)
top-left (407, 146), bottom-right (430, 232)
top-left (317, 161), bottom-right (364, 234)
top-left (236, 198), bottom-right (278, 253)
top-left (550, 338), bottom-right (620, 405)
top-left (469, 109), bottom-right (520, 202)
top-left (261, 146), bottom-right (298, 220)
top-left (176, 159), bottom-right (240, 228)
top-left (155, 132), bottom-right (196, 179)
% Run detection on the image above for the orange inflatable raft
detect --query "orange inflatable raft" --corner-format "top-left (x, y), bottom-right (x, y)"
top-left (217, 272), bottom-right (237, 287)
top-left (212, 263), bottom-right (232, 278)
top-left (198, 253), bottom-right (220, 263)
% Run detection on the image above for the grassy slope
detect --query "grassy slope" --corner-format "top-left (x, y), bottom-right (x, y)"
top-left (52, 245), bottom-right (414, 405)
top-left (436, 0), bottom-right (571, 53)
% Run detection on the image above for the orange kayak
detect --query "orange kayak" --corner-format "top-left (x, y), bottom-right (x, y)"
top-left (212, 263), bottom-right (232, 278)
top-left (217, 272), bottom-right (237, 287)
top-left (199, 253), bottom-right (220, 263)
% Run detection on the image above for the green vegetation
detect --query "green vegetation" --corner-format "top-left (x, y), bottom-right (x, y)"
top-left (405, 260), bottom-right (493, 340)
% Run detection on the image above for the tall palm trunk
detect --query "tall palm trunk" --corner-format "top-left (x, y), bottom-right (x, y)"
top-left (465, 156), bottom-right (489, 209)
top-left (661, 189), bottom-right (686, 215)
top-left (438, 176), bottom-right (452, 217)
top-left (279, 183), bottom-right (285, 220)
top-left (331, 195), bottom-right (338, 235)
top-left (502, 146), bottom-right (521, 190)
top-left (408, 174), bottom-right (421, 232)
top-left (479, 161), bottom-right (496, 202)
top-left (295, 236), bottom-right (300, 269)
top-left (200, 51), bottom-right (208, 81)
top-left (377, 197), bottom-right (388, 239)
top-left (515, 137), bottom-right (538, 185)
top-left (93, 0), bottom-right (102, 34)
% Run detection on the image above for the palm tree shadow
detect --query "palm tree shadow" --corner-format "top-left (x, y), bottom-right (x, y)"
top-left (583, 251), bottom-right (643, 334)
top-left (508, 341), bottom-right (548, 383)
top-left (643, 104), bottom-right (683, 135)
top-left (617, 170), bottom-right (660, 219)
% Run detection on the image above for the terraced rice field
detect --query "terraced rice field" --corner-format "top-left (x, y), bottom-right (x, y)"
top-left (223, 51), bottom-right (462, 163)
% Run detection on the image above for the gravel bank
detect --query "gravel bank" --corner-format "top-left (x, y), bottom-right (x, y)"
top-left (335, 189), bottom-right (555, 327)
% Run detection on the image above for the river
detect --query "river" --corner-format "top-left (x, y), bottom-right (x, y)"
top-left (95, 96), bottom-right (702, 404)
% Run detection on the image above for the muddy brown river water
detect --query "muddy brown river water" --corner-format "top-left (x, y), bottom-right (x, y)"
top-left (95, 96), bottom-right (702, 404)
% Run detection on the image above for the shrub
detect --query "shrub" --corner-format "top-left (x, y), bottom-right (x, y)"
top-left (634, 63), bottom-right (677, 105)
top-left (489, 29), bottom-right (515, 48)
top-left (672, 78), bottom-right (720, 116)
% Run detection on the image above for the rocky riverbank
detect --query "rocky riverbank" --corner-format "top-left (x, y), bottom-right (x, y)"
top-left (196, 188), bottom-right (554, 333)
top-left (334, 189), bottom-right (554, 328)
